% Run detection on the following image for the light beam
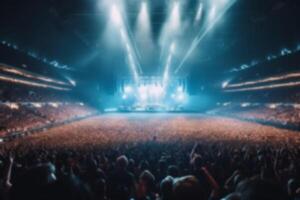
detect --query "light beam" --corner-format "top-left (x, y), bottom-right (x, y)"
top-left (163, 42), bottom-right (176, 87)
top-left (175, 0), bottom-right (237, 74)
top-left (225, 72), bottom-right (300, 89)
top-left (111, 4), bottom-right (123, 27)
top-left (195, 2), bottom-right (203, 23)
top-left (225, 81), bottom-right (300, 92)
top-left (109, 4), bottom-right (141, 83)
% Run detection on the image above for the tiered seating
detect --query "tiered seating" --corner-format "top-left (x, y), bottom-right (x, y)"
top-left (214, 104), bottom-right (300, 129)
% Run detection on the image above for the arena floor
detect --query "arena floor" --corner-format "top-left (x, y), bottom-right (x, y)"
top-left (3, 113), bottom-right (300, 151)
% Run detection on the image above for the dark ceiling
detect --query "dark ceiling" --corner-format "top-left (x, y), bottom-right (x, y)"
top-left (0, 0), bottom-right (299, 86)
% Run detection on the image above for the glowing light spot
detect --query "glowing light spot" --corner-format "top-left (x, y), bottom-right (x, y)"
top-left (170, 2), bottom-right (180, 31)
top-left (124, 86), bottom-right (133, 93)
top-left (195, 2), bottom-right (203, 22)
top-left (122, 94), bottom-right (127, 100)
top-left (111, 4), bottom-right (122, 27)
top-left (222, 81), bottom-right (229, 88)
top-left (7, 103), bottom-right (19, 110)
top-left (226, 72), bottom-right (300, 89)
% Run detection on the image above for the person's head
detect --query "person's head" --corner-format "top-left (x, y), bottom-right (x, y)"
top-left (173, 176), bottom-right (203, 200)
top-left (159, 159), bottom-right (167, 172)
top-left (116, 155), bottom-right (129, 170)
top-left (167, 165), bottom-right (179, 178)
top-left (138, 170), bottom-right (156, 197)
top-left (287, 179), bottom-right (300, 197)
top-left (160, 176), bottom-right (174, 200)
top-left (191, 155), bottom-right (203, 170)
top-left (236, 178), bottom-right (288, 200)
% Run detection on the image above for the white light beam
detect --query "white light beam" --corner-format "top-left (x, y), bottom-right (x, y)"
top-left (175, 0), bottom-right (237, 74)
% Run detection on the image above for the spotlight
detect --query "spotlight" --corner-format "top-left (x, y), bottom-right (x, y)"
top-left (177, 86), bottom-right (184, 92)
top-left (281, 48), bottom-right (292, 56)
top-left (240, 64), bottom-right (249, 70)
top-left (241, 103), bottom-right (250, 108)
top-left (49, 103), bottom-right (59, 108)
top-left (149, 85), bottom-right (156, 96)
top-left (122, 94), bottom-right (127, 100)
top-left (69, 80), bottom-right (76, 86)
top-left (155, 85), bottom-right (164, 97)
top-left (32, 103), bottom-right (42, 108)
top-left (135, 1), bottom-right (152, 51)
top-left (150, 85), bottom-right (164, 98)
top-left (222, 81), bottom-right (229, 88)
top-left (7, 103), bottom-right (19, 110)
top-left (140, 93), bottom-right (148, 101)
top-left (170, 2), bottom-right (180, 30)
top-left (124, 85), bottom-right (133, 93)
top-left (209, 5), bottom-right (217, 20)
top-left (177, 93), bottom-right (185, 102)
top-left (111, 4), bottom-right (122, 27)
top-left (268, 104), bottom-right (278, 109)
top-left (139, 2), bottom-right (149, 26)
top-left (138, 85), bottom-right (147, 93)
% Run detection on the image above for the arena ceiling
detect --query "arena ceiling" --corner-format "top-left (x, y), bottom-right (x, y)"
top-left (0, 0), bottom-right (299, 86)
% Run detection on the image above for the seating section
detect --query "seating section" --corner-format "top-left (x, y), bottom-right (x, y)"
top-left (213, 103), bottom-right (300, 128)
top-left (0, 103), bottom-right (96, 137)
